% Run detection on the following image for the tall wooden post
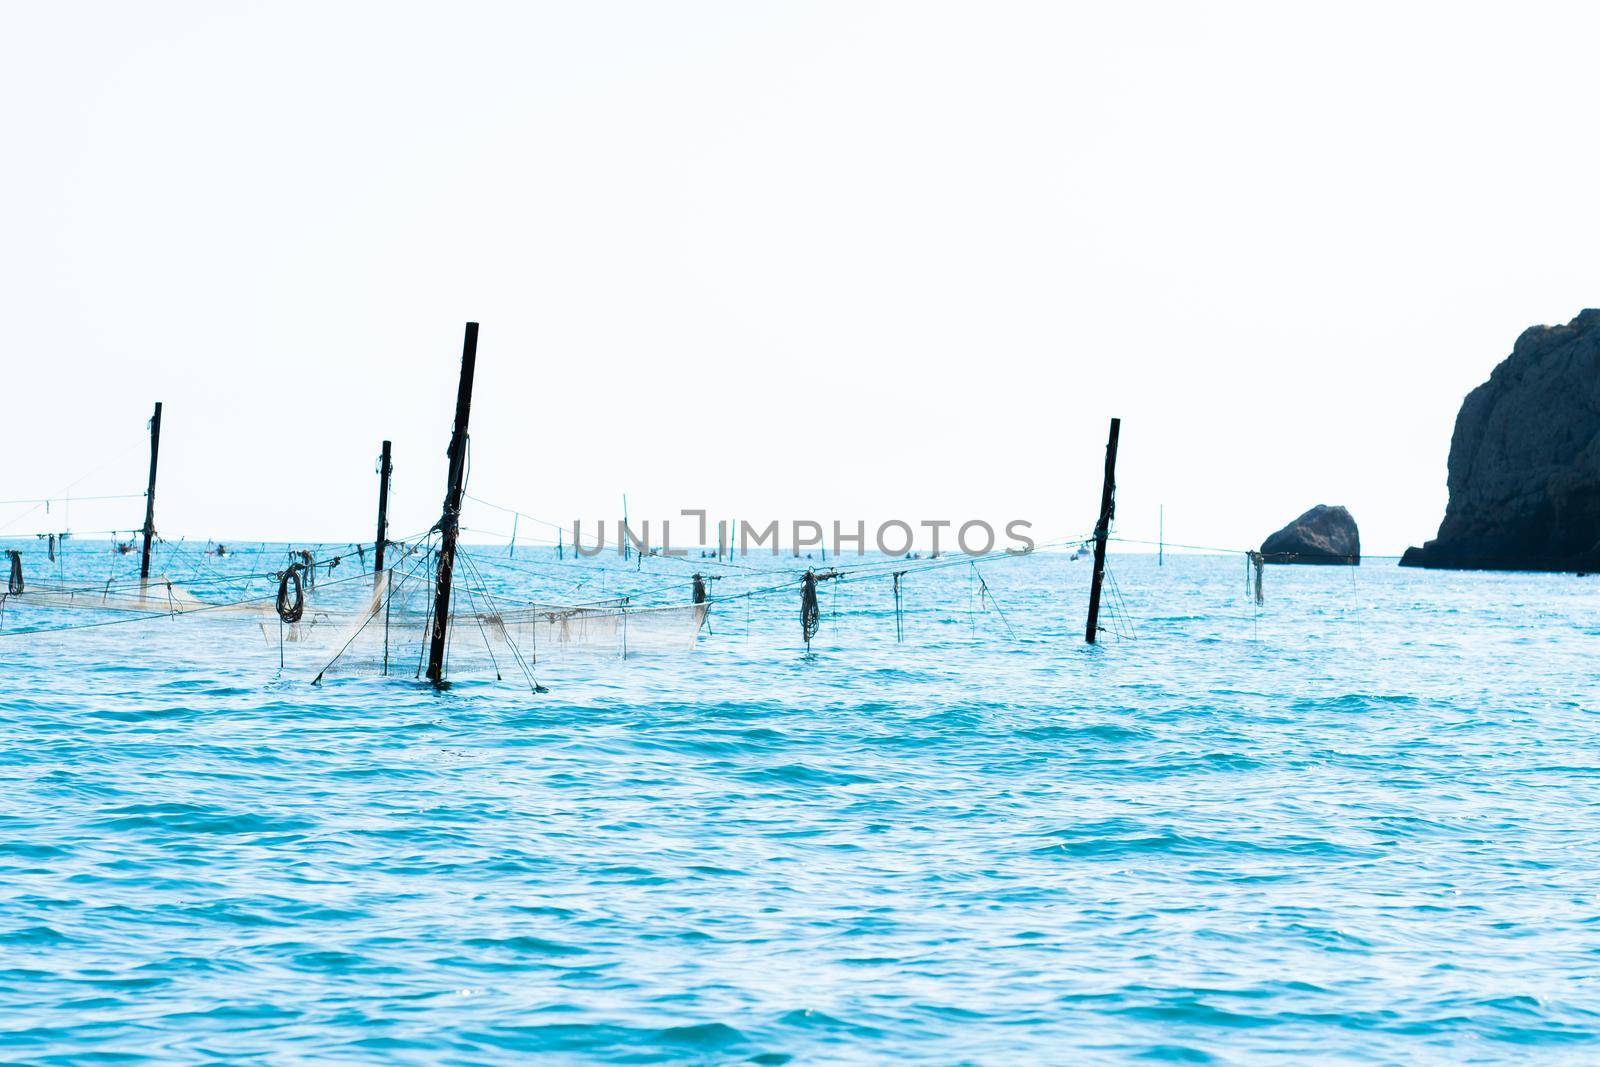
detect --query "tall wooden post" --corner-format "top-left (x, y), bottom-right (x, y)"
top-left (374, 440), bottom-right (393, 576)
top-left (1085, 417), bottom-right (1120, 644)
top-left (139, 402), bottom-right (163, 581)
top-left (426, 323), bottom-right (479, 685)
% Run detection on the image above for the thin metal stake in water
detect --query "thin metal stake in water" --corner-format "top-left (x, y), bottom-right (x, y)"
top-left (893, 570), bottom-right (905, 643)
top-left (382, 568), bottom-right (393, 676)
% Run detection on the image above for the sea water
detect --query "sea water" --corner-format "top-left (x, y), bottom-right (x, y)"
top-left (3, 540), bottom-right (1599, 1064)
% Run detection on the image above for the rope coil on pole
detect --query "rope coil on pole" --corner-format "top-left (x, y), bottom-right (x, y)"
top-left (6, 551), bottom-right (22, 596)
top-left (801, 571), bottom-right (821, 648)
top-left (275, 563), bottom-right (306, 623)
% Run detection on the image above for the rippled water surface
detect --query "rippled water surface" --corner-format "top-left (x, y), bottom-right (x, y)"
top-left (4, 540), bottom-right (1600, 1064)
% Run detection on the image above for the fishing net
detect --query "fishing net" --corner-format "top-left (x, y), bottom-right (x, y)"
top-left (310, 566), bottom-right (708, 682)
top-left (1, 577), bottom-right (266, 617)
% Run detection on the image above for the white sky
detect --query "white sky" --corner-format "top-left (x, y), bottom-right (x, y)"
top-left (3, 2), bottom-right (1597, 554)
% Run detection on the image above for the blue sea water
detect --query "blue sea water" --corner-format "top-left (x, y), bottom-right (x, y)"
top-left (4, 539), bottom-right (1600, 1064)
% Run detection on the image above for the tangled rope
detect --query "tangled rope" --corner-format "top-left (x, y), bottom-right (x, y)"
top-left (801, 570), bottom-right (820, 648)
top-left (6, 550), bottom-right (22, 596)
top-left (275, 563), bottom-right (305, 623)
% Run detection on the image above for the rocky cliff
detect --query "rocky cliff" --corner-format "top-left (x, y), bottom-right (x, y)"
top-left (1261, 505), bottom-right (1360, 564)
top-left (1402, 309), bottom-right (1600, 572)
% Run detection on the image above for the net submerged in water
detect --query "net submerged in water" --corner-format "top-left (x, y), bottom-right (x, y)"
top-left (0, 538), bottom-right (707, 687)
top-left (3, 577), bottom-right (273, 618)
top-left (310, 569), bottom-right (708, 682)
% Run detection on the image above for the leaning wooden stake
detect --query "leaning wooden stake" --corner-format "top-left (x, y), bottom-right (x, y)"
top-left (374, 439), bottom-right (393, 577)
top-left (1084, 417), bottom-right (1121, 644)
top-left (621, 493), bottom-right (631, 561)
top-left (139, 402), bottom-right (163, 582)
top-left (425, 323), bottom-right (479, 686)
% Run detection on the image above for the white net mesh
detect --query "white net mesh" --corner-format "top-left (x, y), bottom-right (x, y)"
top-left (309, 568), bottom-right (708, 681)
top-left (3, 577), bottom-right (270, 617)
top-left (0, 542), bottom-right (709, 686)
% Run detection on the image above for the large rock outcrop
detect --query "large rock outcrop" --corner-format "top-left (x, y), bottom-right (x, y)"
top-left (1402, 309), bottom-right (1600, 572)
top-left (1260, 505), bottom-right (1360, 564)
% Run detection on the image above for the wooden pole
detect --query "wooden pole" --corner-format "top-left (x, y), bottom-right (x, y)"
top-left (139, 402), bottom-right (163, 582)
top-left (374, 439), bottom-right (393, 576)
top-left (1085, 417), bottom-right (1120, 644)
top-left (425, 323), bottom-right (479, 686)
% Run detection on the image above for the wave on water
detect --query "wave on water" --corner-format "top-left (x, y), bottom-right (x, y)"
top-left (3, 546), bottom-right (1599, 1061)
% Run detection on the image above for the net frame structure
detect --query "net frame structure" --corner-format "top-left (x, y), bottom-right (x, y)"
top-left (309, 545), bottom-right (709, 686)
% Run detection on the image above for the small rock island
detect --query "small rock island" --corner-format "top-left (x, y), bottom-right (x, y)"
top-left (1261, 505), bottom-right (1360, 564)
top-left (1402, 309), bottom-right (1600, 572)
